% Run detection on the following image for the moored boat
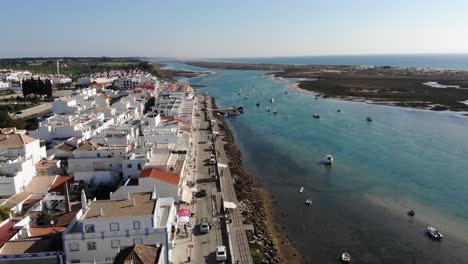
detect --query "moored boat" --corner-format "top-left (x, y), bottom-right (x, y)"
top-left (367, 116), bottom-right (373, 122)
top-left (427, 226), bottom-right (443, 240)
top-left (269, 98), bottom-right (274, 103)
top-left (341, 252), bottom-right (351, 262)
top-left (313, 114), bottom-right (320, 119)
top-left (325, 155), bottom-right (333, 165)
top-left (305, 199), bottom-right (312, 206)
top-left (256, 103), bottom-right (260, 107)
top-left (299, 187), bottom-right (304, 193)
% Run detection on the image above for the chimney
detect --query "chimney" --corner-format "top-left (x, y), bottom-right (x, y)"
top-left (132, 197), bottom-right (136, 206)
top-left (151, 185), bottom-right (157, 199)
top-left (65, 181), bottom-right (71, 213)
top-left (81, 189), bottom-right (87, 210)
top-left (100, 208), bottom-right (104, 216)
top-left (127, 192), bottom-right (131, 200)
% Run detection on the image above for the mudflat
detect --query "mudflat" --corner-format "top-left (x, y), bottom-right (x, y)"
top-left (185, 60), bottom-right (468, 111)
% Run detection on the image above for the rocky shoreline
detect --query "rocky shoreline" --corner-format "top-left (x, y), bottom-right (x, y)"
top-left (211, 97), bottom-right (303, 264)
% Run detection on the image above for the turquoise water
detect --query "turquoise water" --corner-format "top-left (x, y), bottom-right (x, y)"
top-left (167, 62), bottom-right (468, 263)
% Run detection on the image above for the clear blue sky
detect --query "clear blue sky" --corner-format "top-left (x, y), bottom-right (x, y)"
top-left (3, 0), bottom-right (468, 58)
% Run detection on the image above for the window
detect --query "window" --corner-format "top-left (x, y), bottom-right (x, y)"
top-left (69, 243), bottom-right (79, 252)
top-left (111, 240), bottom-right (120, 249)
top-left (97, 153), bottom-right (100, 157)
top-left (109, 223), bottom-right (119, 231)
top-left (105, 257), bottom-right (114, 262)
top-left (133, 238), bottom-right (142, 245)
top-left (85, 224), bottom-right (95, 233)
top-left (87, 241), bottom-right (96, 251)
top-left (127, 164), bottom-right (132, 168)
top-left (110, 222), bottom-right (119, 231)
top-left (133, 221), bottom-right (140, 230)
top-left (137, 163), bottom-right (142, 170)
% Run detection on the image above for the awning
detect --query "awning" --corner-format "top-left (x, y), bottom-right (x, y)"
top-left (223, 201), bottom-right (237, 209)
top-left (178, 209), bottom-right (191, 217)
top-left (178, 216), bottom-right (190, 224)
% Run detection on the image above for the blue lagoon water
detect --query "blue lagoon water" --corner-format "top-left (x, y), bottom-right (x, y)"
top-left (166, 61), bottom-right (468, 263)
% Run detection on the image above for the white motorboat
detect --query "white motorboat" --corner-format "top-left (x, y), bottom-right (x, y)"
top-left (427, 226), bottom-right (443, 240)
top-left (305, 199), bottom-right (312, 206)
top-left (299, 187), bottom-right (304, 193)
top-left (313, 114), bottom-right (320, 119)
top-left (325, 155), bottom-right (333, 165)
top-left (269, 98), bottom-right (274, 103)
top-left (341, 252), bottom-right (351, 262)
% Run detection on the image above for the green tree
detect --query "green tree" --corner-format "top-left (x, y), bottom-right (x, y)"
top-left (0, 205), bottom-right (10, 221)
top-left (36, 211), bottom-right (54, 226)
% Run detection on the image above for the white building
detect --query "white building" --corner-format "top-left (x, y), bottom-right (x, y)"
top-left (0, 81), bottom-right (10, 90)
top-left (62, 191), bottom-right (176, 263)
top-left (67, 141), bottom-right (131, 185)
top-left (52, 97), bottom-right (79, 115)
top-left (0, 134), bottom-right (46, 196)
top-left (111, 168), bottom-right (181, 202)
top-left (29, 114), bottom-right (105, 142)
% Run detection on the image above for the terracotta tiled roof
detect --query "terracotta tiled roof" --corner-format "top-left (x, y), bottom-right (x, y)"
top-left (0, 133), bottom-right (36, 148)
top-left (49, 176), bottom-right (73, 194)
top-left (77, 140), bottom-right (99, 151)
top-left (114, 244), bottom-right (161, 264)
top-left (56, 143), bottom-right (76, 152)
top-left (29, 226), bottom-right (66, 237)
top-left (139, 168), bottom-right (180, 185)
top-left (0, 220), bottom-right (20, 248)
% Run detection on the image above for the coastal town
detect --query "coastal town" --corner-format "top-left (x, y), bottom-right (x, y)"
top-left (0, 62), bottom-right (284, 264)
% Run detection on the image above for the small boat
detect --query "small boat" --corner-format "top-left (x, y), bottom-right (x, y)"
top-left (315, 96), bottom-right (318, 100)
top-left (337, 109), bottom-right (341, 112)
top-left (273, 109), bottom-right (278, 115)
top-left (244, 97), bottom-right (248, 100)
top-left (427, 226), bottom-right (443, 240)
top-left (305, 199), bottom-right (312, 206)
top-left (299, 187), bottom-right (304, 193)
top-left (407, 210), bottom-right (415, 216)
top-left (325, 155), bottom-right (333, 165)
top-left (266, 107), bottom-right (270, 112)
top-left (285, 91), bottom-right (288, 94)
top-left (269, 98), bottom-right (274, 103)
top-left (313, 114), bottom-right (320, 119)
top-left (367, 116), bottom-right (373, 122)
top-left (256, 103), bottom-right (260, 107)
top-left (341, 252), bottom-right (351, 262)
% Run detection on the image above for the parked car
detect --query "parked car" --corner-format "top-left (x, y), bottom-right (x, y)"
top-left (195, 190), bottom-right (207, 198)
top-left (216, 246), bottom-right (227, 262)
top-left (210, 158), bottom-right (216, 165)
top-left (200, 218), bottom-right (210, 234)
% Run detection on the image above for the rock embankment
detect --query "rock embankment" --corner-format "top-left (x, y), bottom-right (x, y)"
top-left (211, 97), bottom-right (302, 264)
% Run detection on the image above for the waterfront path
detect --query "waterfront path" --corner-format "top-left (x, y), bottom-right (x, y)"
top-left (208, 97), bottom-right (253, 264)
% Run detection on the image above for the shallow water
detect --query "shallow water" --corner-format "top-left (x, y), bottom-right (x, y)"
top-left (167, 62), bottom-right (468, 263)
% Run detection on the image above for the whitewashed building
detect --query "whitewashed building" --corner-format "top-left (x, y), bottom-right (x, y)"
top-left (0, 134), bottom-right (46, 196)
top-left (67, 141), bottom-right (132, 185)
top-left (62, 191), bottom-right (176, 263)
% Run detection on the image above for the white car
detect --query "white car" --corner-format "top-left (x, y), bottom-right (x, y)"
top-left (209, 158), bottom-right (216, 165)
top-left (216, 246), bottom-right (227, 262)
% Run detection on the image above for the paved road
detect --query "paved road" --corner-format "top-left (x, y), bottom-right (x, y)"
top-left (15, 103), bottom-right (52, 119)
top-left (173, 95), bottom-right (253, 264)
top-left (172, 96), bottom-right (226, 264)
